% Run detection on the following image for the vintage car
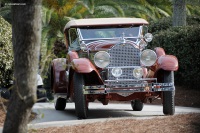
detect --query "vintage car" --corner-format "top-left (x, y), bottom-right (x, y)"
top-left (51, 18), bottom-right (178, 119)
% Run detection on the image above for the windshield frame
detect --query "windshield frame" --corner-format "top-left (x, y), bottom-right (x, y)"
top-left (77, 26), bottom-right (143, 43)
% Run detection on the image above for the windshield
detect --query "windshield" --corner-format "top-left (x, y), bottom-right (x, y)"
top-left (79, 27), bottom-right (141, 41)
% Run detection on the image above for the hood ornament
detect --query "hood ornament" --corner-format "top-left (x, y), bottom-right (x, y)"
top-left (121, 32), bottom-right (126, 45)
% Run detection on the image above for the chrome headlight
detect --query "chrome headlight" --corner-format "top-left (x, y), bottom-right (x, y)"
top-left (133, 67), bottom-right (143, 79)
top-left (111, 67), bottom-right (122, 78)
top-left (144, 33), bottom-right (153, 42)
top-left (140, 49), bottom-right (157, 66)
top-left (94, 51), bottom-right (110, 68)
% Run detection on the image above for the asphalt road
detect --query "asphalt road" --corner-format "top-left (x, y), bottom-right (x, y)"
top-left (29, 102), bottom-right (200, 129)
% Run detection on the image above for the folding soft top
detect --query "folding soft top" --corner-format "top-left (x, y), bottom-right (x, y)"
top-left (64, 18), bottom-right (148, 32)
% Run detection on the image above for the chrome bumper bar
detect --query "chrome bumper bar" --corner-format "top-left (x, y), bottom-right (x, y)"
top-left (83, 82), bottom-right (175, 95)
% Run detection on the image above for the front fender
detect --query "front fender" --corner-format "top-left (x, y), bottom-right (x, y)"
top-left (72, 58), bottom-right (97, 73)
top-left (68, 51), bottom-right (79, 62)
top-left (71, 58), bottom-right (104, 85)
top-left (157, 55), bottom-right (178, 71)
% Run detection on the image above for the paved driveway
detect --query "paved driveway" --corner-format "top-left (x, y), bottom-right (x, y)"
top-left (29, 102), bottom-right (200, 129)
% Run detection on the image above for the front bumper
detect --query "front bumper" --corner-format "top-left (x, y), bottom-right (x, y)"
top-left (83, 78), bottom-right (175, 94)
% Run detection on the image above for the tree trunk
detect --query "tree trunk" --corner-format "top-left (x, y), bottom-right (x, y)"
top-left (3, 0), bottom-right (41, 133)
top-left (172, 0), bottom-right (186, 26)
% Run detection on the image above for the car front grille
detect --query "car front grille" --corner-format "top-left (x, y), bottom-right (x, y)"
top-left (107, 43), bottom-right (140, 80)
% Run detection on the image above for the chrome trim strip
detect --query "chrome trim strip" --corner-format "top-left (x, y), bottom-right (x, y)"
top-left (105, 78), bottom-right (157, 82)
top-left (84, 90), bottom-right (106, 94)
top-left (85, 85), bottom-right (105, 90)
top-left (107, 66), bottom-right (141, 69)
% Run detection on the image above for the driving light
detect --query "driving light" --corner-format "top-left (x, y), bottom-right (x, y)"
top-left (111, 68), bottom-right (122, 78)
top-left (94, 51), bottom-right (110, 68)
top-left (140, 49), bottom-right (157, 66)
top-left (144, 33), bottom-right (153, 42)
top-left (80, 42), bottom-right (87, 50)
top-left (133, 67), bottom-right (143, 79)
top-left (138, 40), bottom-right (147, 50)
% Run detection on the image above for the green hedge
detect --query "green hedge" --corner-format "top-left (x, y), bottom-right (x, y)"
top-left (0, 16), bottom-right (13, 87)
top-left (150, 25), bottom-right (200, 89)
top-left (149, 16), bottom-right (200, 33)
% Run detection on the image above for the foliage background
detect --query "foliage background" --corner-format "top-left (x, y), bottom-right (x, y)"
top-left (0, 16), bottom-right (13, 87)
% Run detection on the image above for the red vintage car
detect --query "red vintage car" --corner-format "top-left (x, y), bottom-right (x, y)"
top-left (51, 18), bottom-right (178, 119)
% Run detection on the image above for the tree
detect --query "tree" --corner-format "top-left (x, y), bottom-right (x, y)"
top-left (3, 0), bottom-right (42, 133)
top-left (173, 0), bottom-right (186, 26)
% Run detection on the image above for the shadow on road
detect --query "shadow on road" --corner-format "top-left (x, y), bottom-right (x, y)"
top-left (64, 108), bottom-right (165, 120)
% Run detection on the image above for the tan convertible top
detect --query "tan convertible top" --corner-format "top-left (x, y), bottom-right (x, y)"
top-left (64, 18), bottom-right (148, 31)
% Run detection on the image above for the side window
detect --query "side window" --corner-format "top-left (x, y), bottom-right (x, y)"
top-left (69, 28), bottom-right (77, 45)
top-left (68, 28), bottom-right (80, 51)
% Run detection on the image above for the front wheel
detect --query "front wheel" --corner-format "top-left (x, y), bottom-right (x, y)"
top-left (163, 71), bottom-right (175, 115)
top-left (73, 72), bottom-right (88, 119)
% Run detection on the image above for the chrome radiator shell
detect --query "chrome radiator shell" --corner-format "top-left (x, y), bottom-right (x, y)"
top-left (107, 44), bottom-right (141, 80)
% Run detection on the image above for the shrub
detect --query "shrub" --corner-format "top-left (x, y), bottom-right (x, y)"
top-left (149, 16), bottom-right (200, 33)
top-left (149, 17), bottom-right (172, 34)
top-left (53, 40), bottom-right (67, 58)
top-left (0, 16), bottom-right (13, 87)
top-left (150, 26), bottom-right (200, 89)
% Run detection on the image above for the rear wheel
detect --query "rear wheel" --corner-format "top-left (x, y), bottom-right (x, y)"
top-left (131, 99), bottom-right (144, 111)
top-left (54, 97), bottom-right (66, 110)
top-left (37, 88), bottom-right (47, 102)
top-left (73, 72), bottom-right (88, 119)
top-left (163, 71), bottom-right (175, 115)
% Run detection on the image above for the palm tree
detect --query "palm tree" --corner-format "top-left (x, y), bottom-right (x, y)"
top-left (40, 0), bottom-right (125, 76)
top-left (172, 0), bottom-right (200, 26)
top-left (186, 0), bottom-right (200, 16)
top-left (110, 0), bottom-right (172, 21)
top-left (40, 7), bottom-right (57, 76)
top-left (78, 0), bottom-right (125, 18)
top-left (40, 0), bottom-right (84, 77)
top-left (172, 0), bottom-right (186, 26)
